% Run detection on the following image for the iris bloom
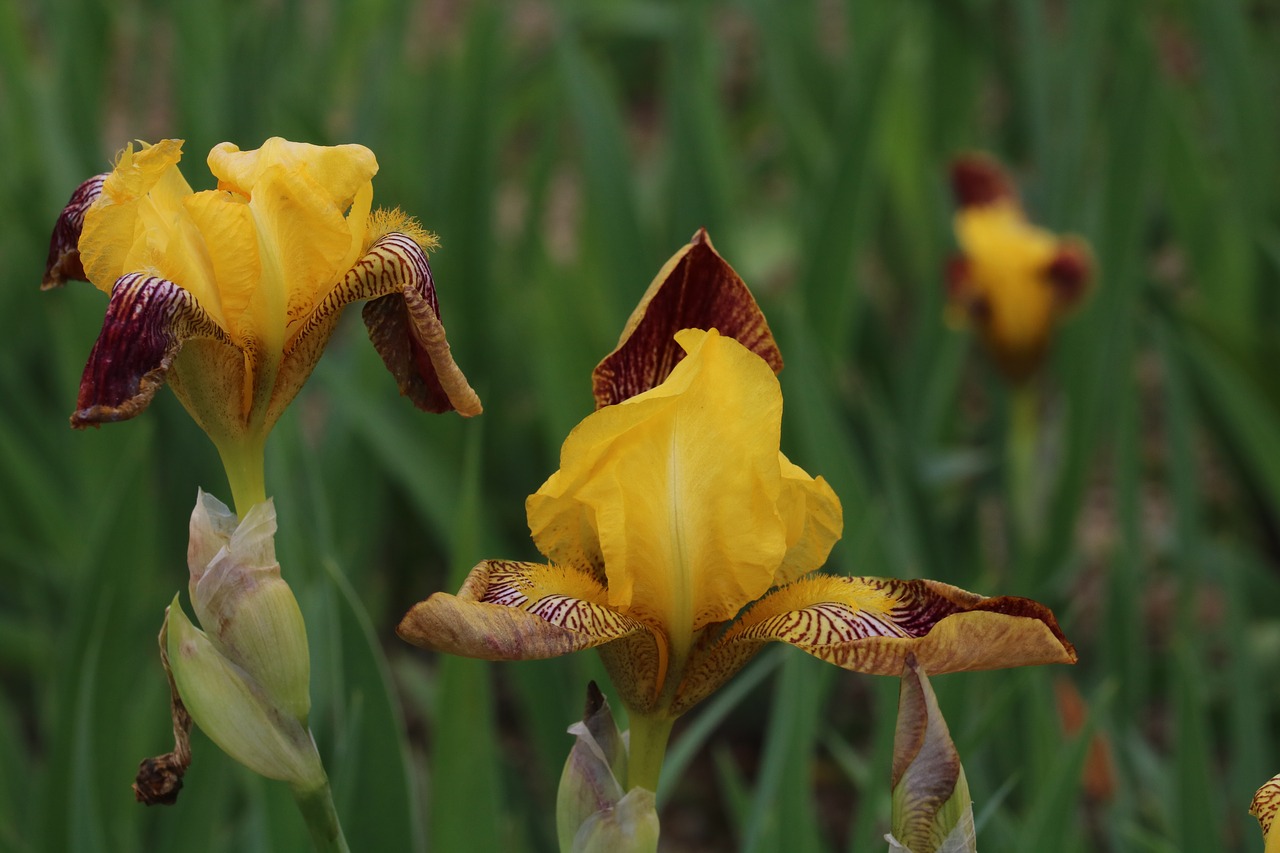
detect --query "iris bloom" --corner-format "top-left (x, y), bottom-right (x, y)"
top-left (399, 232), bottom-right (1076, 793)
top-left (44, 138), bottom-right (480, 513)
top-left (946, 154), bottom-right (1093, 383)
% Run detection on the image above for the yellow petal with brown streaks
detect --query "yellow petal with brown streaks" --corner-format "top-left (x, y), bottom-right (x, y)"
top-left (397, 560), bottom-right (653, 661)
top-left (722, 575), bottom-right (1075, 676)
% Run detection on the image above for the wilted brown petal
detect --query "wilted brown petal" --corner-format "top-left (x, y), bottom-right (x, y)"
top-left (591, 228), bottom-right (782, 408)
top-left (72, 273), bottom-right (237, 429)
top-left (42, 174), bottom-right (107, 290)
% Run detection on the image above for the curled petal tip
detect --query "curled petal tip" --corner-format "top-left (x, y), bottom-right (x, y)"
top-left (43, 174), bottom-right (106, 290)
top-left (592, 230), bottom-right (781, 408)
top-left (329, 233), bottom-right (481, 416)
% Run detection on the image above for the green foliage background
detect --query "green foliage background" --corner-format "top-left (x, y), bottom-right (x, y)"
top-left (2, 0), bottom-right (1279, 850)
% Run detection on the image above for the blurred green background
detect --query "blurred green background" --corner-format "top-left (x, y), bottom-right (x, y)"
top-left (3, 0), bottom-right (1279, 850)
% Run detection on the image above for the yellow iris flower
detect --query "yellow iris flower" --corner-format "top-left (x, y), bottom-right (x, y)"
top-left (946, 154), bottom-right (1093, 383)
top-left (44, 137), bottom-right (480, 512)
top-left (399, 232), bottom-right (1076, 792)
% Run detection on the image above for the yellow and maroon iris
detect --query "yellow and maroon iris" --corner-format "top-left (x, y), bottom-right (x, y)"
top-left (398, 233), bottom-right (1076, 785)
top-left (946, 154), bottom-right (1093, 382)
top-left (44, 138), bottom-right (480, 512)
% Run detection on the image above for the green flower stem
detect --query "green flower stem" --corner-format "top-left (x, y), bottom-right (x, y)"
top-left (1007, 382), bottom-right (1040, 548)
top-left (292, 780), bottom-right (351, 853)
top-left (626, 712), bottom-right (676, 793)
top-left (215, 434), bottom-right (268, 517)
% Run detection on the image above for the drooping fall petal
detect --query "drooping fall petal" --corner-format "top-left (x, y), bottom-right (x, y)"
top-left (397, 560), bottom-right (656, 661)
top-left (591, 228), bottom-right (782, 408)
top-left (42, 174), bottom-right (106, 290)
top-left (72, 273), bottom-right (239, 428)
top-left (676, 577), bottom-right (1073, 712)
top-left (350, 233), bottom-right (482, 417)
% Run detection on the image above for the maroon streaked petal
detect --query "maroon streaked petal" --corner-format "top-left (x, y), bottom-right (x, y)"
top-left (591, 228), bottom-right (782, 409)
top-left (1045, 239), bottom-right (1094, 307)
top-left (397, 560), bottom-right (652, 661)
top-left (304, 232), bottom-right (482, 416)
top-left (950, 154), bottom-right (1016, 209)
top-left (72, 273), bottom-right (234, 428)
top-left (676, 577), bottom-right (1075, 708)
top-left (42, 174), bottom-right (107, 290)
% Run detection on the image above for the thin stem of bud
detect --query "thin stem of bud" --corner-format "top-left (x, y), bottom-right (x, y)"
top-left (291, 780), bottom-right (350, 853)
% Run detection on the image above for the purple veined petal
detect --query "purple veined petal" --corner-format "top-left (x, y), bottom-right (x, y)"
top-left (72, 273), bottom-right (236, 428)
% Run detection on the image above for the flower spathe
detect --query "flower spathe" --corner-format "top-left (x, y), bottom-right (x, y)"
top-left (44, 137), bottom-right (480, 512)
top-left (399, 329), bottom-right (1076, 721)
top-left (886, 656), bottom-right (975, 853)
top-left (946, 153), bottom-right (1093, 383)
top-left (166, 491), bottom-right (324, 789)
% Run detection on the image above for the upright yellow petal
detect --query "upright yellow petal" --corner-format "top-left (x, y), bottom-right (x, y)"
top-left (207, 137), bottom-right (377, 212)
top-left (182, 190), bottom-right (259, 342)
top-left (772, 453), bottom-right (843, 586)
top-left (242, 163), bottom-right (352, 353)
top-left (529, 329), bottom-right (789, 646)
top-left (80, 140), bottom-right (191, 294)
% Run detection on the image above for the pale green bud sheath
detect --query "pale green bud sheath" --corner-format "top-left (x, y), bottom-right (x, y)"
top-left (171, 491), bottom-right (348, 852)
top-left (558, 684), bottom-right (659, 853)
top-left (886, 656), bottom-right (976, 853)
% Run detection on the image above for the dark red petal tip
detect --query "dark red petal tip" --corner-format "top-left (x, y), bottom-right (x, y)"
top-left (43, 174), bottom-right (107, 290)
top-left (950, 154), bottom-right (1015, 209)
top-left (591, 228), bottom-right (782, 408)
top-left (1045, 241), bottom-right (1093, 305)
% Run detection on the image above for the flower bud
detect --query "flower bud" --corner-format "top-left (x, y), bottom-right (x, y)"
top-left (166, 599), bottom-right (324, 788)
top-left (165, 490), bottom-right (323, 790)
top-left (557, 683), bottom-right (659, 853)
top-left (187, 490), bottom-right (310, 721)
top-left (885, 655), bottom-right (976, 853)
